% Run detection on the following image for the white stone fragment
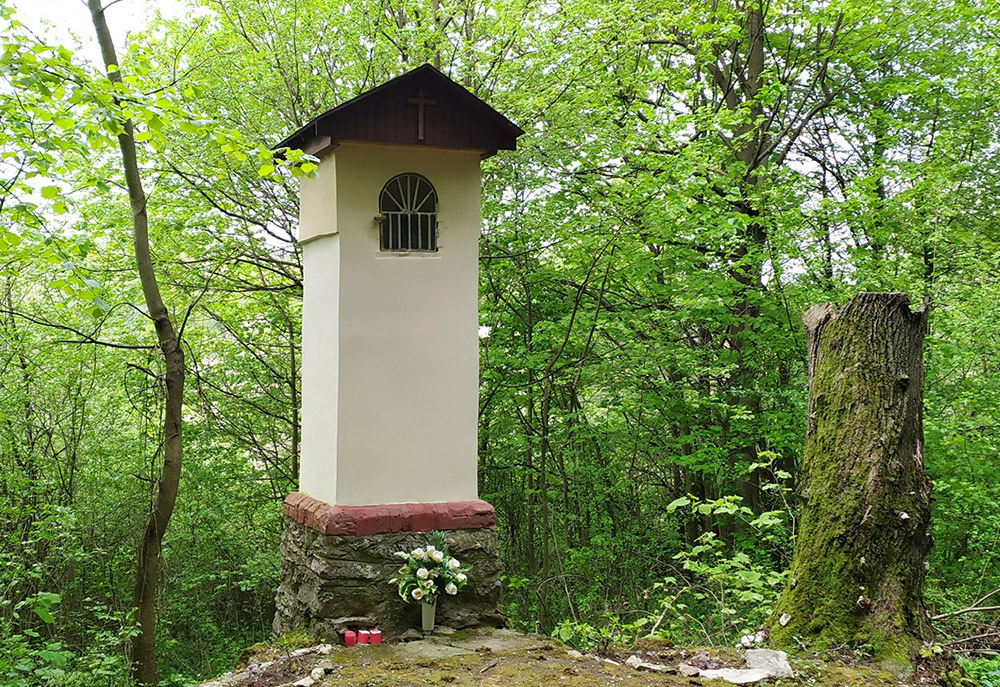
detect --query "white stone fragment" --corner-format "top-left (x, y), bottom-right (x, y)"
top-left (900, 512), bottom-right (910, 520)
top-left (603, 658), bottom-right (621, 666)
top-left (779, 613), bottom-right (792, 627)
top-left (642, 663), bottom-right (669, 672)
top-left (292, 678), bottom-right (315, 687)
top-left (623, 655), bottom-right (669, 672)
top-left (310, 667), bottom-right (326, 681)
top-left (566, 649), bottom-right (583, 658)
top-left (316, 643), bottom-right (334, 654)
top-left (738, 629), bottom-right (767, 648)
top-left (678, 663), bottom-right (700, 677)
top-left (745, 649), bottom-right (794, 678)
top-left (699, 668), bottom-right (772, 684)
top-left (291, 647), bottom-right (313, 657)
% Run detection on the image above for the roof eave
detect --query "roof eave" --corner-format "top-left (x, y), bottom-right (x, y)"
top-left (273, 64), bottom-right (524, 153)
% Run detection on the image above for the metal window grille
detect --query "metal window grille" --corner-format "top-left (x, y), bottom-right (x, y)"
top-left (378, 173), bottom-right (438, 252)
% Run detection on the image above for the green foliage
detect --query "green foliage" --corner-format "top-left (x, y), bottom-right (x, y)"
top-left (670, 531), bottom-right (789, 639)
top-left (548, 487), bottom-right (791, 649)
top-left (1, 631), bottom-right (74, 687)
top-left (960, 656), bottom-right (1000, 687)
top-left (551, 619), bottom-right (615, 652)
top-left (0, 582), bottom-right (136, 687)
top-left (2, 0), bottom-right (1000, 682)
top-left (634, 489), bottom-right (791, 646)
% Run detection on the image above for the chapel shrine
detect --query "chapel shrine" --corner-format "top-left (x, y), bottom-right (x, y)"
top-left (273, 65), bottom-right (523, 636)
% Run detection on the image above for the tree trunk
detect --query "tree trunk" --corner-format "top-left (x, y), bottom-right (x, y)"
top-left (89, 3), bottom-right (185, 684)
top-left (767, 292), bottom-right (933, 667)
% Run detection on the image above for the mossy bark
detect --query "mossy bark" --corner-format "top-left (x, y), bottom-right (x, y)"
top-left (768, 293), bottom-right (933, 665)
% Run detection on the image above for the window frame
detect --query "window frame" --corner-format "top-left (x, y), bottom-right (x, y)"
top-left (377, 173), bottom-right (439, 253)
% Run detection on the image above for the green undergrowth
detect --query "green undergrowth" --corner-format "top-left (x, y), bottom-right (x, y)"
top-left (960, 656), bottom-right (1000, 687)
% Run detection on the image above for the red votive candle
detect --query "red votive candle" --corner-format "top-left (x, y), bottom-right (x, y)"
top-left (358, 630), bottom-right (371, 644)
top-left (344, 630), bottom-right (357, 647)
top-left (370, 629), bottom-right (382, 645)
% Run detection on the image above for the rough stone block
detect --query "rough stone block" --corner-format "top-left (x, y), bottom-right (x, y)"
top-left (273, 516), bottom-right (501, 638)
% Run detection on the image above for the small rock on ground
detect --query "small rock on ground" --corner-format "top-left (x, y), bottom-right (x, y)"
top-left (699, 668), bottom-right (772, 685)
top-left (738, 630), bottom-right (767, 648)
top-left (678, 663), bottom-right (700, 677)
top-left (744, 649), bottom-right (793, 679)
top-left (625, 655), bottom-right (671, 672)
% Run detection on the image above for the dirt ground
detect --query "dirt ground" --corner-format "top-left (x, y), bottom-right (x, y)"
top-left (200, 628), bottom-right (950, 687)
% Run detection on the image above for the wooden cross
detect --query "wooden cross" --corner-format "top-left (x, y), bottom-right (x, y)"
top-left (407, 90), bottom-right (436, 141)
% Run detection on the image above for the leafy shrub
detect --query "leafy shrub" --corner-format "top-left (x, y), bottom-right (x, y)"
top-left (545, 476), bottom-right (792, 650)
top-left (959, 656), bottom-right (1000, 687)
top-left (552, 615), bottom-right (653, 651)
top-left (658, 528), bottom-right (788, 644)
top-left (1, 618), bottom-right (74, 687)
top-left (0, 591), bottom-right (136, 687)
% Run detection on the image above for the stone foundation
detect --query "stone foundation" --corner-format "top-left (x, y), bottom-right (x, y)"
top-left (273, 494), bottom-right (502, 639)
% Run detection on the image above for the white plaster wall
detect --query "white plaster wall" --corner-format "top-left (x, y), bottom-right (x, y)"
top-left (299, 232), bottom-right (340, 506)
top-left (298, 156), bottom-right (337, 242)
top-left (298, 142), bottom-right (481, 506)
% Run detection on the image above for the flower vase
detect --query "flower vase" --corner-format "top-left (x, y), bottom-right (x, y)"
top-left (421, 599), bottom-right (437, 632)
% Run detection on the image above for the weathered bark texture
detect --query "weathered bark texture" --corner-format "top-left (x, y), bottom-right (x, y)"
top-left (768, 293), bottom-right (932, 665)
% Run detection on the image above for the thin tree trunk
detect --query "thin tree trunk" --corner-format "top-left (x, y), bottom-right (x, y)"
top-left (768, 293), bottom-right (932, 667)
top-left (88, 3), bottom-right (185, 684)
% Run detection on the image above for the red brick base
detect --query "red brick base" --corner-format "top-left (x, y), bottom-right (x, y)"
top-left (283, 492), bottom-right (496, 536)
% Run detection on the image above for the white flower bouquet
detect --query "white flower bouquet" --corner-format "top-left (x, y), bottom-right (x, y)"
top-left (389, 533), bottom-right (471, 604)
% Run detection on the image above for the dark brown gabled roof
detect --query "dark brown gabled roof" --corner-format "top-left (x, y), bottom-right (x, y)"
top-left (274, 64), bottom-right (524, 156)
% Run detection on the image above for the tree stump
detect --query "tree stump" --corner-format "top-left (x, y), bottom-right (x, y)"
top-left (768, 293), bottom-right (933, 665)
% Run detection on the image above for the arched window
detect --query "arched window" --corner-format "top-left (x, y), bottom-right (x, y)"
top-left (378, 173), bottom-right (438, 252)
